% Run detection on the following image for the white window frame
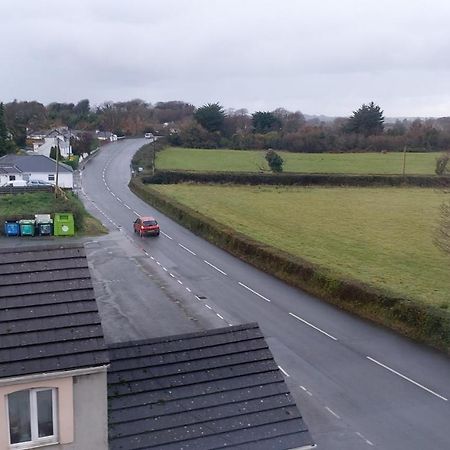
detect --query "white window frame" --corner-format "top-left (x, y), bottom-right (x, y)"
top-left (7, 388), bottom-right (58, 449)
top-left (47, 174), bottom-right (55, 182)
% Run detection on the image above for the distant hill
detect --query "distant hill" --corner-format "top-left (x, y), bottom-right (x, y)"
top-left (304, 114), bottom-right (337, 123)
top-left (304, 114), bottom-right (445, 124)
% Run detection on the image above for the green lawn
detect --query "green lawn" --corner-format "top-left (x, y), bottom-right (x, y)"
top-left (156, 147), bottom-right (439, 175)
top-left (152, 184), bottom-right (449, 308)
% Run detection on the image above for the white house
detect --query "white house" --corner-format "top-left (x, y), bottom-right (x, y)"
top-left (27, 128), bottom-right (73, 159)
top-left (0, 154), bottom-right (74, 188)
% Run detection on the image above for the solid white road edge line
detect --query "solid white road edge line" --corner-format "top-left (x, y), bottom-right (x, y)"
top-left (238, 282), bottom-right (271, 302)
top-left (366, 356), bottom-right (448, 401)
top-left (204, 260), bottom-right (227, 276)
top-left (289, 312), bottom-right (338, 341)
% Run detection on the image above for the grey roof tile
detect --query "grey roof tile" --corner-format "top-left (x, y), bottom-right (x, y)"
top-left (0, 244), bottom-right (109, 379)
top-left (0, 154), bottom-right (73, 173)
top-left (108, 324), bottom-right (313, 450)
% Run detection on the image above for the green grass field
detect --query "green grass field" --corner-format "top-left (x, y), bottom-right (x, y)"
top-left (151, 184), bottom-right (449, 308)
top-left (156, 147), bottom-right (440, 175)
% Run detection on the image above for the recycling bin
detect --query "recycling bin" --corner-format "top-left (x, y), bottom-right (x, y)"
top-left (4, 220), bottom-right (20, 236)
top-left (53, 213), bottom-right (74, 236)
top-left (35, 214), bottom-right (53, 236)
top-left (19, 219), bottom-right (36, 237)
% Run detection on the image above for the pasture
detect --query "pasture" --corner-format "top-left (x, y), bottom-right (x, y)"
top-left (151, 184), bottom-right (449, 308)
top-left (156, 147), bottom-right (440, 175)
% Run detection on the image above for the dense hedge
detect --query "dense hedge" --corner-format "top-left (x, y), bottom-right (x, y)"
top-left (130, 176), bottom-right (450, 353)
top-left (142, 170), bottom-right (450, 187)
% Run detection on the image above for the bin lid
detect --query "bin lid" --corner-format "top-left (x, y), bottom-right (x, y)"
top-left (54, 213), bottom-right (74, 220)
top-left (19, 219), bottom-right (36, 224)
top-left (35, 214), bottom-right (52, 223)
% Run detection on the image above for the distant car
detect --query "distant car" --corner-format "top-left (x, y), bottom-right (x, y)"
top-left (133, 216), bottom-right (160, 237)
top-left (2, 180), bottom-right (27, 187)
top-left (144, 132), bottom-right (153, 139)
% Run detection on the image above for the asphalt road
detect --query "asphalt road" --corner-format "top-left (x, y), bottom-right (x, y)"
top-left (79, 139), bottom-right (450, 450)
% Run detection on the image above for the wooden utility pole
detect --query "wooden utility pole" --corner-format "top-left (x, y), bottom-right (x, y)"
top-left (402, 145), bottom-right (407, 177)
top-left (55, 138), bottom-right (60, 197)
top-left (152, 137), bottom-right (156, 176)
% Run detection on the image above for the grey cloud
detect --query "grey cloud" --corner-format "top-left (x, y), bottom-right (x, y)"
top-left (1, 0), bottom-right (450, 116)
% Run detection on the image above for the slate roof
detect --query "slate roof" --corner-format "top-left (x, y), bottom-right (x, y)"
top-left (0, 164), bottom-right (22, 174)
top-left (108, 323), bottom-right (313, 450)
top-left (0, 154), bottom-right (73, 173)
top-left (0, 244), bottom-right (109, 379)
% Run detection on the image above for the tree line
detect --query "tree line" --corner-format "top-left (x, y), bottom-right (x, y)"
top-left (2, 98), bottom-right (450, 157)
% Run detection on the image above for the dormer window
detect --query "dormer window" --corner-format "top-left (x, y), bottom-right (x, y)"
top-left (7, 388), bottom-right (57, 448)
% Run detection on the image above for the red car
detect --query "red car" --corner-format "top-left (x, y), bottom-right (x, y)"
top-left (133, 216), bottom-right (160, 237)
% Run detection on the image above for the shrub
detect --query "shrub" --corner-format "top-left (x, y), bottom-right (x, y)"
top-left (265, 149), bottom-right (284, 172)
top-left (435, 153), bottom-right (449, 175)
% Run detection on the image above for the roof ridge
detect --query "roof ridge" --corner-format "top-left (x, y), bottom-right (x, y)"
top-left (107, 323), bottom-right (261, 349)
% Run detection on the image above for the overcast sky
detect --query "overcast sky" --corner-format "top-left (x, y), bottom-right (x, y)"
top-left (1, 0), bottom-right (449, 117)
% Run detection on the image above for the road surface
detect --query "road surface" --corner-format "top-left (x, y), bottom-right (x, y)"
top-left (80, 139), bottom-right (450, 450)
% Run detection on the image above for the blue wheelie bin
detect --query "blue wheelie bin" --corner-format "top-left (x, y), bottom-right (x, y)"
top-left (4, 220), bottom-right (20, 236)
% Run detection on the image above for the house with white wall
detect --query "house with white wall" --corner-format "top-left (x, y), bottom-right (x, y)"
top-left (0, 164), bottom-right (23, 187)
top-left (0, 244), bottom-right (110, 450)
top-left (0, 155), bottom-right (73, 188)
top-left (27, 128), bottom-right (73, 159)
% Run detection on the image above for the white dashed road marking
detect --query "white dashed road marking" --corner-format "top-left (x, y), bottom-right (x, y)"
top-left (204, 260), bottom-right (227, 276)
top-left (289, 312), bottom-right (337, 341)
top-left (178, 243), bottom-right (196, 255)
top-left (366, 356), bottom-right (448, 401)
top-left (238, 282), bottom-right (271, 302)
top-left (355, 432), bottom-right (374, 446)
top-left (325, 406), bottom-right (340, 419)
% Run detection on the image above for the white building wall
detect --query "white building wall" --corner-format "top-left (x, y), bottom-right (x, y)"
top-left (34, 138), bottom-right (71, 158)
top-left (0, 173), bottom-right (27, 186)
top-left (28, 172), bottom-right (73, 188)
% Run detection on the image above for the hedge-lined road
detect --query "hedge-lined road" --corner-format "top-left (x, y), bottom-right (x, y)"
top-left (81, 139), bottom-right (450, 450)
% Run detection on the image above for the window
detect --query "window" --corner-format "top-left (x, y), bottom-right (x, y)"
top-left (9, 175), bottom-right (16, 181)
top-left (7, 388), bottom-right (57, 448)
top-left (48, 174), bottom-right (55, 181)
